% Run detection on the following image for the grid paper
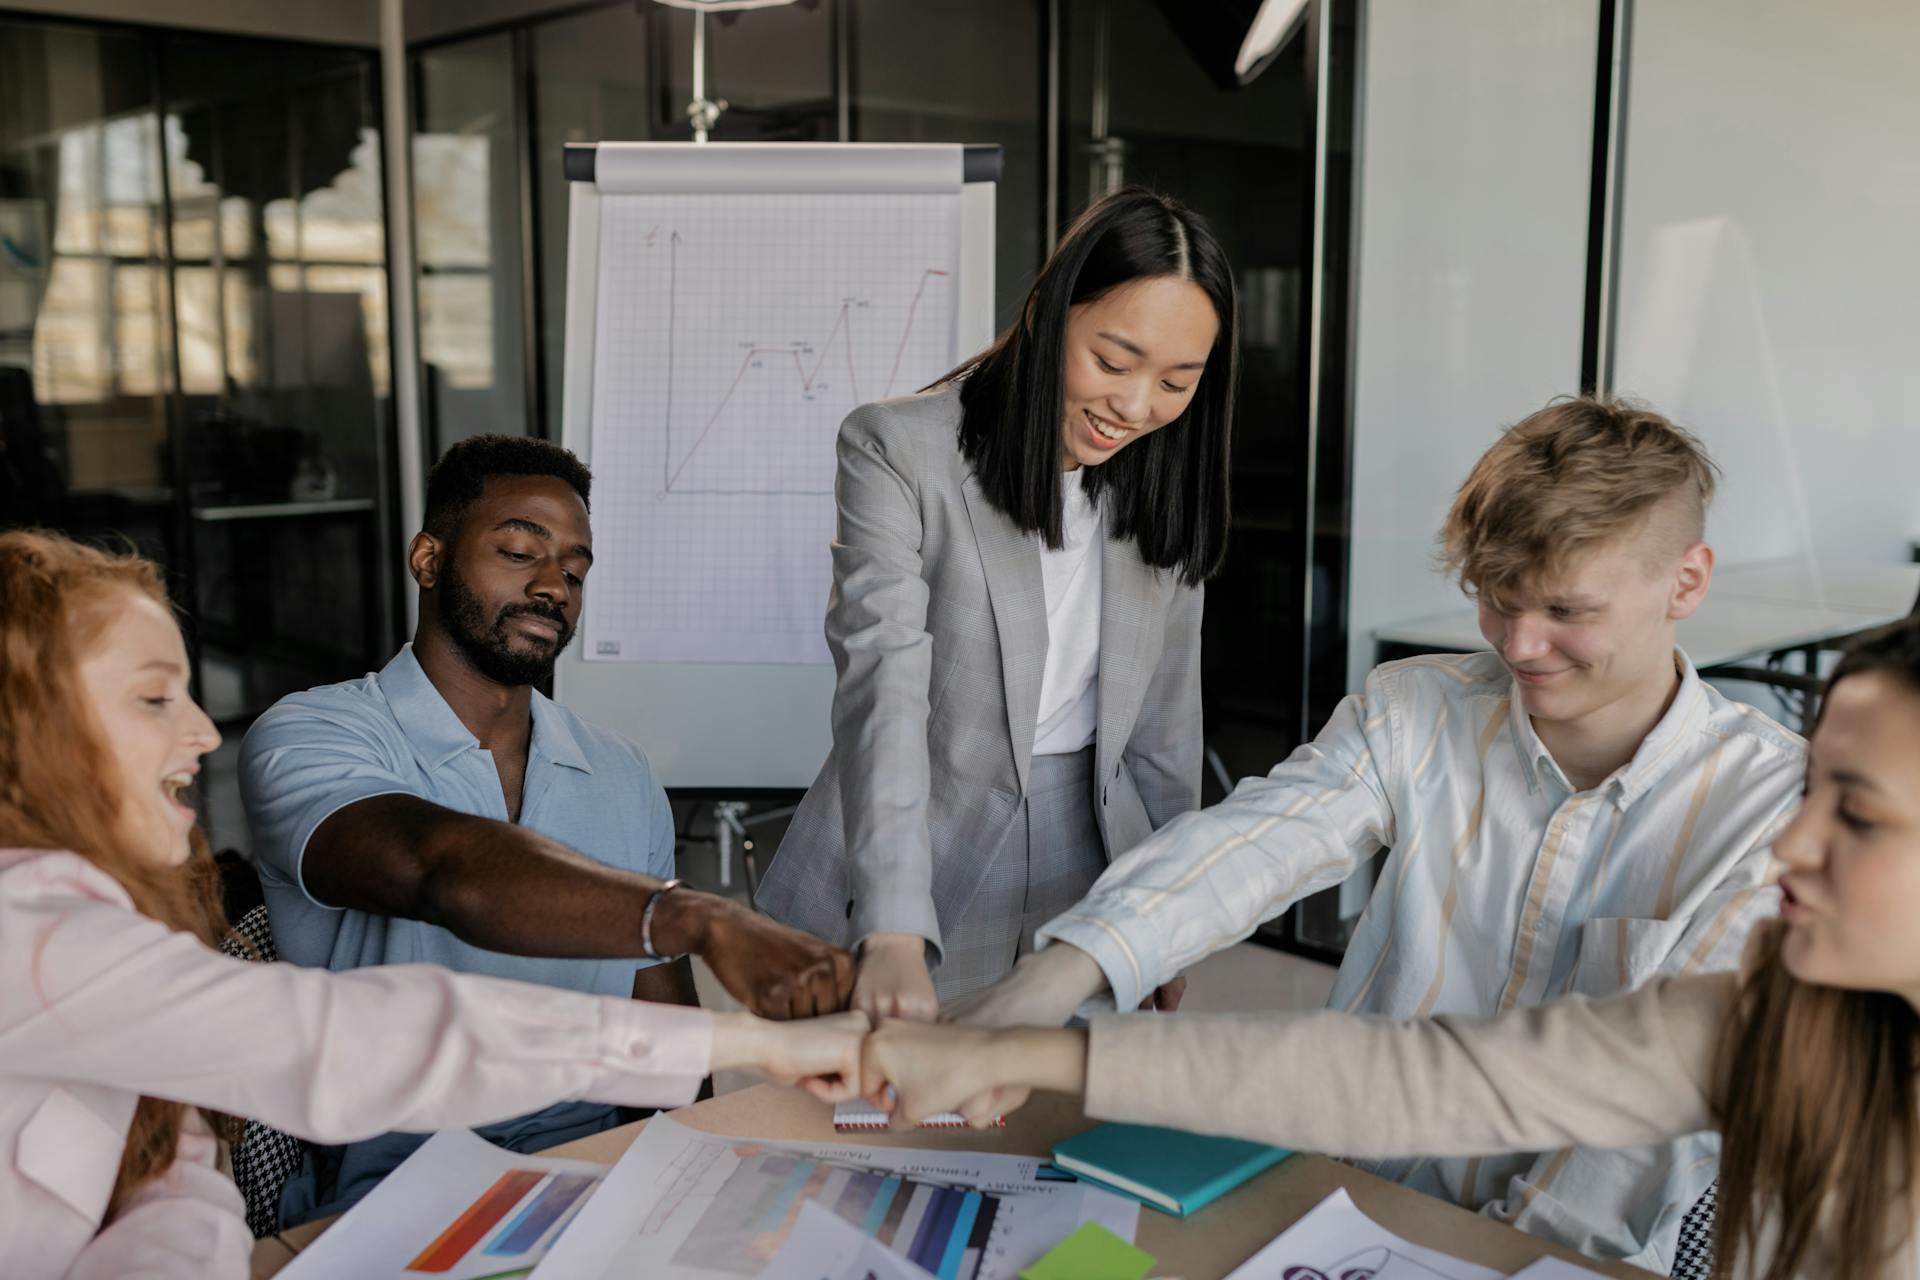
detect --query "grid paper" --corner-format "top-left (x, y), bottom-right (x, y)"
top-left (584, 192), bottom-right (962, 665)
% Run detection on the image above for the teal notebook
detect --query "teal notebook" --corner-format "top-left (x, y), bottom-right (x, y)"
top-left (1050, 1123), bottom-right (1290, 1217)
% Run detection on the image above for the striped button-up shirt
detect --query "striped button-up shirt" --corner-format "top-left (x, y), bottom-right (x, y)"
top-left (1036, 649), bottom-right (1805, 1271)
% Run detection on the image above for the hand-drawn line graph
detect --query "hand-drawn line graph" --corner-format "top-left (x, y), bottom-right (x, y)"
top-left (659, 228), bottom-right (950, 494)
top-left (585, 190), bottom-right (961, 664)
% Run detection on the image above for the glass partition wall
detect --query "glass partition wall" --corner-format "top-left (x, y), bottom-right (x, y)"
top-left (406, 0), bottom-right (1357, 959)
top-left (1060, 1), bottom-right (1358, 955)
top-left (416, 1), bottom-right (1044, 449)
top-left (0, 3), bottom-right (1355, 945)
top-left (0, 16), bottom-right (396, 850)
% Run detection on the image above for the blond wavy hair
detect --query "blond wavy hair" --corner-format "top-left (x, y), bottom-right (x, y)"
top-left (1440, 397), bottom-right (1718, 613)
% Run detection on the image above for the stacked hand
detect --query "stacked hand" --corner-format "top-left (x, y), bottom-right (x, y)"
top-left (851, 933), bottom-right (940, 1022)
top-left (711, 941), bottom-right (1177, 1124)
top-left (714, 1009), bottom-right (1088, 1126)
top-left (711, 1010), bottom-right (873, 1102)
top-left (691, 898), bottom-right (858, 1019)
top-left (859, 1019), bottom-right (1089, 1129)
top-left (924, 945), bottom-right (1186, 1124)
top-left (717, 932), bottom-right (997, 1115)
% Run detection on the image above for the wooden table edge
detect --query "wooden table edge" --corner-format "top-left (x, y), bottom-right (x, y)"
top-left (248, 1085), bottom-right (1657, 1279)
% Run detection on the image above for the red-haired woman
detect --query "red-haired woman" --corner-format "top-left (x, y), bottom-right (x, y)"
top-left (0, 530), bottom-right (865, 1280)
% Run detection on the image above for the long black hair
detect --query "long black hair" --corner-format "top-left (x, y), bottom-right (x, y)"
top-left (941, 187), bottom-right (1236, 588)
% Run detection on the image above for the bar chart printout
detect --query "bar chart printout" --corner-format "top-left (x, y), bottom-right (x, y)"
top-left (280, 1130), bottom-right (607, 1280)
top-left (760, 1202), bottom-right (947, 1280)
top-left (409, 1170), bottom-right (598, 1271)
top-left (530, 1115), bottom-right (1140, 1280)
top-left (669, 1145), bottom-right (997, 1278)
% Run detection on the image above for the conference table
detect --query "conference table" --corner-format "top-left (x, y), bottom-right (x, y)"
top-left (249, 1084), bottom-right (1658, 1279)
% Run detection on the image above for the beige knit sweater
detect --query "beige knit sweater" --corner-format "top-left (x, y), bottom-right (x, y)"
top-left (1085, 973), bottom-right (1912, 1278)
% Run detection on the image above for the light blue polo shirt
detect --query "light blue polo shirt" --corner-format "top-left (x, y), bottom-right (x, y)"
top-left (239, 643), bottom-right (675, 1224)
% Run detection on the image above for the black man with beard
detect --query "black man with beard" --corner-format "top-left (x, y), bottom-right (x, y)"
top-left (241, 435), bottom-right (853, 1225)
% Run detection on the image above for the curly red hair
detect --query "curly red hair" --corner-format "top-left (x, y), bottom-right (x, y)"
top-left (0, 529), bottom-right (233, 1210)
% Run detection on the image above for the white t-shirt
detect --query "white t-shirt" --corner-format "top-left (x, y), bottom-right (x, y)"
top-left (1033, 478), bottom-right (1103, 756)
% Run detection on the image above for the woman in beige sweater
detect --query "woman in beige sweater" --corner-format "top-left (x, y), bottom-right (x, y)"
top-left (861, 616), bottom-right (1920, 1280)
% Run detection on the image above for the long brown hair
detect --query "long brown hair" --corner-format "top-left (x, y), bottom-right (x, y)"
top-left (1712, 617), bottom-right (1920, 1279)
top-left (0, 530), bottom-right (233, 1209)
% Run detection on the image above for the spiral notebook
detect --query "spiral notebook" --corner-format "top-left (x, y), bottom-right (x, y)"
top-left (831, 1100), bottom-right (1005, 1130)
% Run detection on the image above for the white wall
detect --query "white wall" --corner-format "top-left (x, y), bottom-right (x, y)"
top-left (1611, 0), bottom-right (1920, 569)
top-left (1345, 1), bottom-right (1599, 688)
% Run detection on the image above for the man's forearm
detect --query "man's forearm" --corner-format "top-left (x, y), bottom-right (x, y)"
top-left (312, 799), bottom-right (698, 959)
top-left (948, 943), bottom-right (1110, 1028)
top-left (426, 829), bottom-right (850, 1018)
top-left (307, 796), bottom-right (854, 1020)
top-left (1018, 943), bottom-right (1110, 1009)
top-left (425, 829), bottom-right (737, 961)
top-left (420, 826), bottom-right (675, 957)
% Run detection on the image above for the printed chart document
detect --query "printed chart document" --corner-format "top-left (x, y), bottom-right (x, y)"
top-left (532, 1114), bottom-right (1137, 1280)
top-left (281, 1129), bottom-right (607, 1279)
top-left (759, 1201), bottom-right (937, 1280)
top-left (1222, 1188), bottom-right (1504, 1280)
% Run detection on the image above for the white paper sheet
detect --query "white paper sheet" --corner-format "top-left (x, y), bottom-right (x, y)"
top-left (280, 1129), bottom-right (608, 1279)
top-left (760, 1201), bottom-right (939, 1280)
top-left (531, 1114), bottom-right (1137, 1280)
top-left (582, 191), bottom-right (962, 665)
top-left (1221, 1188), bottom-right (1504, 1280)
top-left (1508, 1260), bottom-right (1610, 1279)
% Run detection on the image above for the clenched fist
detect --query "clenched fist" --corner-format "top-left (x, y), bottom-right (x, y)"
top-left (671, 896), bottom-right (856, 1019)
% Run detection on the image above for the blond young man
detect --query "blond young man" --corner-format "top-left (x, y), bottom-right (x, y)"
top-left (954, 398), bottom-right (1806, 1270)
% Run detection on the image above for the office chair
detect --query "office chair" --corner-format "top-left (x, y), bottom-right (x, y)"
top-left (1669, 1181), bottom-right (1716, 1280)
top-left (218, 905), bottom-right (309, 1238)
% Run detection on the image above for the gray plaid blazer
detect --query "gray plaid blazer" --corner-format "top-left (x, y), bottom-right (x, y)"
top-left (754, 385), bottom-right (1204, 962)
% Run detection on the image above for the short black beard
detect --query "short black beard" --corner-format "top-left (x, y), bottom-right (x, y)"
top-left (436, 558), bottom-right (575, 687)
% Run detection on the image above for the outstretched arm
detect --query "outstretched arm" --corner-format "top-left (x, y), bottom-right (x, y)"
top-left (304, 794), bottom-right (853, 1018)
top-left (951, 678), bottom-right (1402, 1031)
top-left (0, 854), bottom-right (870, 1142)
top-left (869, 973), bottom-right (1730, 1150)
top-left (1076, 976), bottom-right (1726, 1157)
top-left (823, 407), bottom-right (943, 1021)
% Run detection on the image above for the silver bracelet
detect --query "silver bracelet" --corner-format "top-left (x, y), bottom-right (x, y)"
top-left (641, 878), bottom-right (684, 959)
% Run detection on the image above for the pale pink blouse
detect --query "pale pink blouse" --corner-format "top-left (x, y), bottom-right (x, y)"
top-left (0, 848), bottom-right (713, 1280)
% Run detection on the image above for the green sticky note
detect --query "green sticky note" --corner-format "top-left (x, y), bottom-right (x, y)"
top-left (1019, 1220), bottom-right (1155, 1280)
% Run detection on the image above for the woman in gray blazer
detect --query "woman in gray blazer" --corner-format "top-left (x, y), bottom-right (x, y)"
top-left (756, 189), bottom-right (1238, 1018)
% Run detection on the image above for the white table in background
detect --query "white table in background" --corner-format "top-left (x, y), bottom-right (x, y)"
top-left (1712, 558), bottom-right (1920, 615)
top-left (1373, 558), bottom-right (1920, 727)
